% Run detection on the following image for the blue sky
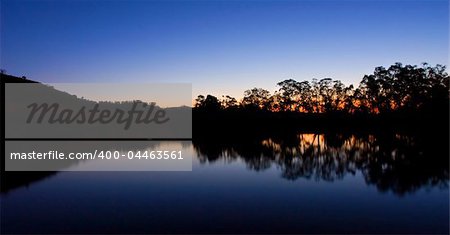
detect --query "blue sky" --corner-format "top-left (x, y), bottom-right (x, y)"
top-left (1, 0), bottom-right (448, 99)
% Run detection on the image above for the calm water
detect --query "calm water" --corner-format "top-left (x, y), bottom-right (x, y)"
top-left (1, 133), bottom-right (449, 234)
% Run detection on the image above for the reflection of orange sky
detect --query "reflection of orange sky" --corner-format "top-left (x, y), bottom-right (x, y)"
top-left (261, 134), bottom-right (322, 156)
top-left (261, 134), bottom-right (378, 157)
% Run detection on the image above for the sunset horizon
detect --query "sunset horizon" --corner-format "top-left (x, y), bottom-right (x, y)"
top-left (1, 0), bottom-right (448, 234)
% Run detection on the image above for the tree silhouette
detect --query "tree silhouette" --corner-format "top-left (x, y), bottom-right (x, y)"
top-left (221, 95), bottom-right (238, 109)
top-left (194, 63), bottom-right (449, 116)
top-left (242, 88), bottom-right (271, 111)
top-left (195, 94), bottom-right (222, 112)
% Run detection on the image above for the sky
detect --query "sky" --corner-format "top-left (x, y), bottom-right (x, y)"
top-left (1, 0), bottom-right (448, 101)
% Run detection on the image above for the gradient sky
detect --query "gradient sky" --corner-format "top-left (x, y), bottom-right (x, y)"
top-left (1, 0), bottom-right (448, 100)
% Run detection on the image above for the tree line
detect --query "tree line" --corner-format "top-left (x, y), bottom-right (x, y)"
top-left (194, 63), bottom-right (449, 115)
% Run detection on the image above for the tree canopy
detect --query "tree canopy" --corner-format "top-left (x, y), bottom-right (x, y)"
top-left (194, 63), bottom-right (449, 116)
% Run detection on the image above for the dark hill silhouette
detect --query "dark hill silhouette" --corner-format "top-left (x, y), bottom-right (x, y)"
top-left (2, 72), bottom-right (191, 139)
top-left (0, 73), bottom-right (38, 83)
top-left (0, 73), bottom-right (190, 192)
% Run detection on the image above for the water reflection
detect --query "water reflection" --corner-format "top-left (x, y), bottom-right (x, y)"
top-left (2, 132), bottom-right (448, 196)
top-left (194, 132), bottom-right (449, 196)
top-left (1, 141), bottom-right (189, 193)
top-left (1, 133), bottom-right (448, 234)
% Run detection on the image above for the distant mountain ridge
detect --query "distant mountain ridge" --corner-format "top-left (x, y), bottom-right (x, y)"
top-left (1, 73), bottom-right (38, 83)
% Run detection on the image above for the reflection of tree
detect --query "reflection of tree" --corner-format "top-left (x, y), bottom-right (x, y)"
top-left (193, 132), bottom-right (449, 196)
top-left (359, 134), bottom-right (449, 195)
